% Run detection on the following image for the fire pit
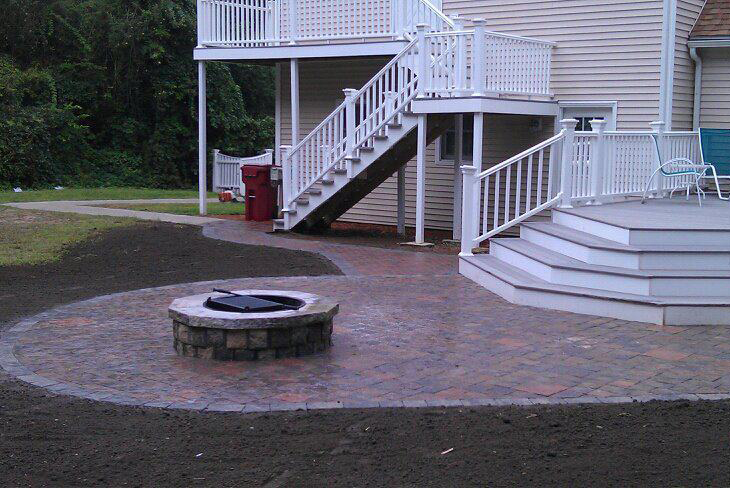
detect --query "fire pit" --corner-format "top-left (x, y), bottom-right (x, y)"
top-left (169, 289), bottom-right (338, 361)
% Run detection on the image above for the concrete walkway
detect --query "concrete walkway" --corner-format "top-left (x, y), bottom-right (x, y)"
top-left (5, 199), bottom-right (221, 226)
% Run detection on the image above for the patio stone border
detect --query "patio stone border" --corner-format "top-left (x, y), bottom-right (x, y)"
top-left (2, 279), bottom-right (730, 414)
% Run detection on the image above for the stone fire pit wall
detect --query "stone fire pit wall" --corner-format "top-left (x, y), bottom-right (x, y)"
top-left (168, 290), bottom-right (338, 361)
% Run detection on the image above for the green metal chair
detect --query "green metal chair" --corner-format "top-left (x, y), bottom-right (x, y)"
top-left (641, 134), bottom-right (712, 206)
top-left (699, 128), bottom-right (730, 200)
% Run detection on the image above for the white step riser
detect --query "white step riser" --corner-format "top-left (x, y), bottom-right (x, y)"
top-left (521, 226), bottom-right (730, 271)
top-left (520, 226), bottom-right (640, 269)
top-left (460, 258), bottom-right (730, 326)
top-left (459, 259), bottom-right (663, 324)
top-left (554, 211), bottom-right (730, 246)
top-left (491, 241), bottom-right (730, 297)
top-left (490, 242), bottom-right (651, 296)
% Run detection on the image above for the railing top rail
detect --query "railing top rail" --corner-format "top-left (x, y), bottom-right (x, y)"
top-left (665, 131), bottom-right (699, 136)
top-left (417, 0), bottom-right (456, 30)
top-left (476, 130), bottom-right (566, 180)
top-left (483, 29), bottom-right (557, 47)
top-left (354, 38), bottom-right (418, 98)
top-left (424, 29), bottom-right (473, 37)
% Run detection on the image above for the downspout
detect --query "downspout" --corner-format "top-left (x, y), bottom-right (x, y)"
top-left (689, 47), bottom-right (702, 130)
top-left (659, 0), bottom-right (678, 129)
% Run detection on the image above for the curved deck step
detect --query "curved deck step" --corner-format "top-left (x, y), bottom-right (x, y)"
top-left (460, 254), bottom-right (730, 325)
top-left (491, 238), bottom-right (730, 297)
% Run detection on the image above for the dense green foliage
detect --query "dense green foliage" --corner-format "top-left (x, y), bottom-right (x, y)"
top-left (0, 0), bottom-right (274, 189)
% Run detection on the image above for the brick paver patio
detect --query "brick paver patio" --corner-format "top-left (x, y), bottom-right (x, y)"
top-left (3, 273), bottom-right (730, 412)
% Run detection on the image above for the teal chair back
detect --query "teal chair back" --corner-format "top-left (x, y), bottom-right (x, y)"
top-left (699, 128), bottom-right (730, 176)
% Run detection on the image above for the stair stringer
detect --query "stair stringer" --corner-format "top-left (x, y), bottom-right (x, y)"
top-left (292, 113), bottom-right (454, 232)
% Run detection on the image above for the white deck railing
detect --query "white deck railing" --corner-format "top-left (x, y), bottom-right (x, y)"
top-left (418, 22), bottom-right (555, 98)
top-left (282, 38), bottom-right (419, 208)
top-left (459, 120), bottom-right (704, 253)
top-left (196, 0), bottom-right (453, 46)
top-left (212, 149), bottom-right (274, 194)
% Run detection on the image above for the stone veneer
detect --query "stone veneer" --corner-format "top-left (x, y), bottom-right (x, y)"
top-left (169, 290), bottom-right (338, 361)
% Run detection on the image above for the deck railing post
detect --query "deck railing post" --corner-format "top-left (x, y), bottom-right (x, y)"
top-left (384, 91), bottom-right (396, 135)
top-left (589, 119), bottom-right (607, 204)
top-left (343, 88), bottom-right (358, 178)
top-left (460, 165), bottom-right (478, 256)
top-left (281, 145), bottom-right (292, 212)
top-left (288, 0), bottom-right (297, 44)
top-left (416, 24), bottom-right (430, 98)
top-left (212, 149), bottom-right (220, 192)
top-left (472, 18), bottom-right (487, 96)
top-left (650, 120), bottom-right (666, 197)
top-left (196, 0), bottom-right (204, 47)
top-left (451, 14), bottom-right (467, 94)
top-left (559, 118), bottom-right (578, 208)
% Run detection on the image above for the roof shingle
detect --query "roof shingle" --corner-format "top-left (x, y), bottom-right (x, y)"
top-left (691, 0), bottom-right (730, 38)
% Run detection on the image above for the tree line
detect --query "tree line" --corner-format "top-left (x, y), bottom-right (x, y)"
top-left (0, 0), bottom-right (274, 189)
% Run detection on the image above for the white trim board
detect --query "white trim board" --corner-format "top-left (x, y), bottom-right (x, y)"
top-left (411, 97), bottom-right (559, 117)
top-left (193, 41), bottom-right (409, 61)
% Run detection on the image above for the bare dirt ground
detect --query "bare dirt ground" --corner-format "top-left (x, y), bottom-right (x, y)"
top-left (0, 222), bottom-right (728, 487)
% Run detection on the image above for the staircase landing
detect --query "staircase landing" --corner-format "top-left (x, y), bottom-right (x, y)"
top-left (461, 197), bottom-right (730, 325)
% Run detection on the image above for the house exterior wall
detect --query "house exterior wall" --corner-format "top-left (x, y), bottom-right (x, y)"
top-left (699, 48), bottom-right (730, 129)
top-left (442, 0), bottom-right (665, 130)
top-left (672, 0), bottom-right (705, 130)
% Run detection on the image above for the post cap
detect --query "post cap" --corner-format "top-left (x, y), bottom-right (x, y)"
top-left (472, 18), bottom-right (487, 26)
top-left (559, 118), bottom-right (579, 130)
top-left (649, 120), bottom-right (666, 130)
top-left (590, 119), bottom-right (607, 131)
top-left (342, 88), bottom-right (358, 97)
top-left (460, 165), bottom-right (478, 175)
top-left (416, 23), bottom-right (430, 31)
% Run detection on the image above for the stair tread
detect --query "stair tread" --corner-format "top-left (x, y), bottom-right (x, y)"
top-left (464, 254), bottom-right (730, 306)
top-left (523, 222), bottom-right (730, 253)
top-left (493, 238), bottom-right (730, 279)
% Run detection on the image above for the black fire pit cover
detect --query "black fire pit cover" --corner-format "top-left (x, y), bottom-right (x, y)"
top-left (204, 293), bottom-right (304, 313)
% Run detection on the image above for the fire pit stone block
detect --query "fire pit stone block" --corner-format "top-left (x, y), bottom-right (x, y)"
top-left (169, 290), bottom-right (338, 361)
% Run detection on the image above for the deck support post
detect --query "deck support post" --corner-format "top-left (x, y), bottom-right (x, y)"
top-left (559, 118), bottom-right (578, 208)
top-left (472, 19), bottom-right (488, 96)
top-left (452, 114), bottom-right (464, 239)
top-left (470, 113), bottom-right (484, 239)
top-left (290, 58), bottom-right (300, 199)
top-left (650, 121), bottom-right (666, 198)
top-left (460, 165), bottom-right (477, 256)
top-left (589, 119), bottom-right (607, 204)
top-left (415, 114), bottom-right (427, 244)
top-left (397, 165), bottom-right (406, 237)
top-left (198, 61), bottom-right (208, 216)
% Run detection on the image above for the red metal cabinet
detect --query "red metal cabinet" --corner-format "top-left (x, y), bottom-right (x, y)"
top-left (242, 165), bottom-right (275, 221)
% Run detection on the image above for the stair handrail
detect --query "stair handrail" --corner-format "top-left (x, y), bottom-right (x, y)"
top-left (283, 38), bottom-right (420, 207)
top-left (460, 130), bottom-right (566, 255)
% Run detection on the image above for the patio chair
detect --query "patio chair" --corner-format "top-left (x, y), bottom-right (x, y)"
top-left (641, 134), bottom-right (713, 206)
top-left (699, 128), bottom-right (730, 200)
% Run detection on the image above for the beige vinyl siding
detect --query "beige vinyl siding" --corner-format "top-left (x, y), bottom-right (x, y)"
top-left (672, 0), bottom-right (705, 130)
top-left (700, 48), bottom-right (730, 129)
top-left (442, 0), bottom-right (665, 130)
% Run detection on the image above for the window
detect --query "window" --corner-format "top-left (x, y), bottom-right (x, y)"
top-left (573, 116), bottom-right (604, 131)
top-left (438, 116), bottom-right (474, 162)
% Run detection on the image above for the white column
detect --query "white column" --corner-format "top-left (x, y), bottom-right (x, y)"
top-left (460, 165), bottom-right (477, 256)
top-left (472, 19), bottom-right (488, 96)
top-left (415, 114), bottom-right (427, 244)
top-left (650, 120), bottom-right (666, 197)
top-left (416, 24), bottom-right (429, 98)
top-left (559, 118), bottom-right (578, 208)
top-left (198, 61), bottom-right (207, 215)
top-left (452, 114), bottom-right (463, 240)
top-left (288, 0), bottom-right (298, 44)
top-left (397, 166), bottom-right (406, 237)
top-left (589, 118), bottom-right (607, 204)
top-left (470, 113), bottom-right (484, 239)
top-left (290, 58), bottom-right (300, 147)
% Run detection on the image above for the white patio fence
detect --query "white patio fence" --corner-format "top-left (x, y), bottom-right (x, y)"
top-left (212, 149), bottom-right (274, 195)
top-left (196, 0), bottom-right (452, 46)
top-left (459, 120), bottom-right (703, 255)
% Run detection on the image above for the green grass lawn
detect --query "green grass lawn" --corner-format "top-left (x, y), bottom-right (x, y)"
top-left (0, 187), bottom-right (216, 203)
top-left (102, 202), bottom-right (244, 216)
top-left (0, 207), bottom-right (134, 266)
